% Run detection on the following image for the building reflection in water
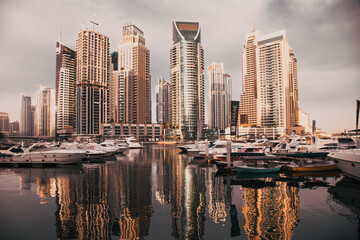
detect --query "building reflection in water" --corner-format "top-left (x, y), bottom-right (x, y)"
top-left (241, 178), bottom-right (300, 239)
top-left (11, 146), bottom-right (304, 239)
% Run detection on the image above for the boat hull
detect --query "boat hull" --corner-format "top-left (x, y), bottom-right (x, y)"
top-left (273, 152), bottom-right (329, 158)
top-left (329, 150), bottom-right (360, 181)
top-left (236, 165), bottom-right (281, 174)
top-left (12, 151), bottom-right (85, 165)
top-left (283, 163), bottom-right (337, 172)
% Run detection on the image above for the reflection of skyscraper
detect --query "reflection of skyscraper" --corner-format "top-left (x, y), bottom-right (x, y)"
top-left (242, 181), bottom-right (300, 239)
top-left (170, 21), bottom-right (204, 139)
top-left (76, 28), bottom-right (110, 135)
top-left (110, 149), bottom-right (152, 239)
top-left (168, 152), bottom-right (206, 239)
top-left (208, 172), bottom-right (227, 223)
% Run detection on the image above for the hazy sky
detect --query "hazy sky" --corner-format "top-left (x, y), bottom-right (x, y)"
top-left (0, 0), bottom-right (359, 133)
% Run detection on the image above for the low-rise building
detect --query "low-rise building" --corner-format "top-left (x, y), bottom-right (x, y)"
top-left (100, 123), bottom-right (163, 141)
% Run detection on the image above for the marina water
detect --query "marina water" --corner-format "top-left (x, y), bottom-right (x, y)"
top-left (0, 144), bottom-right (359, 239)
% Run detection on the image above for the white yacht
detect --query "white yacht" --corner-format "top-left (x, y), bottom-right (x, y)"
top-left (126, 137), bottom-right (143, 149)
top-left (10, 142), bottom-right (85, 165)
top-left (100, 140), bottom-right (129, 153)
top-left (86, 143), bottom-right (117, 156)
top-left (61, 143), bottom-right (106, 160)
top-left (274, 135), bottom-right (338, 154)
top-left (198, 140), bottom-right (245, 159)
top-left (328, 149), bottom-right (360, 181)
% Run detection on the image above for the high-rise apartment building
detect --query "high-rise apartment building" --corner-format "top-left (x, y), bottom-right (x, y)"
top-left (170, 21), bottom-right (204, 139)
top-left (76, 28), bottom-right (110, 135)
top-left (0, 112), bottom-right (10, 134)
top-left (109, 51), bottom-right (118, 122)
top-left (20, 94), bottom-right (32, 136)
top-left (31, 106), bottom-right (36, 136)
top-left (56, 42), bottom-right (76, 134)
top-left (35, 86), bottom-right (56, 136)
top-left (239, 30), bottom-right (262, 126)
top-left (156, 78), bottom-right (171, 124)
top-left (239, 29), bottom-right (299, 130)
top-left (116, 23), bottom-right (151, 124)
top-left (207, 63), bottom-right (232, 130)
top-left (10, 121), bottom-right (20, 136)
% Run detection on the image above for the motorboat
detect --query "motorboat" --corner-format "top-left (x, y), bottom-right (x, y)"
top-left (282, 161), bottom-right (337, 172)
top-left (328, 149), bottom-right (360, 181)
top-left (10, 142), bottom-right (85, 165)
top-left (100, 140), bottom-right (128, 153)
top-left (236, 161), bottom-right (282, 174)
top-left (61, 143), bottom-right (106, 160)
top-left (115, 137), bottom-right (144, 149)
top-left (271, 135), bottom-right (337, 158)
top-left (198, 140), bottom-right (244, 159)
top-left (335, 137), bottom-right (356, 149)
top-left (86, 143), bottom-right (117, 156)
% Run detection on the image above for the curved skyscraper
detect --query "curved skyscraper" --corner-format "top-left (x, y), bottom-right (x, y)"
top-left (170, 21), bottom-right (204, 140)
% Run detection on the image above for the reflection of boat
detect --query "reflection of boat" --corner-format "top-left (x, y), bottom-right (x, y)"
top-left (283, 161), bottom-right (337, 172)
top-left (328, 149), bottom-right (360, 181)
top-left (236, 172), bottom-right (280, 179)
top-left (236, 164), bottom-right (282, 174)
top-left (284, 170), bottom-right (340, 178)
top-left (328, 177), bottom-right (360, 216)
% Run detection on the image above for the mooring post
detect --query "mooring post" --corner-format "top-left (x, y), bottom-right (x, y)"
top-left (227, 141), bottom-right (231, 168)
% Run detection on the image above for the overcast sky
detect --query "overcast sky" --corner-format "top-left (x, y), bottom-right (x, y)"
top-left (0, 0), bottom-right (359, 133)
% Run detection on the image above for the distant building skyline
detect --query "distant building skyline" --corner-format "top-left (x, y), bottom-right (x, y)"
top-left (0, 112), bottom-right (10, 134)
top-left (170, 21), bottom-right (204, 139)
top-left (76, 28), bottom-right (110, 135)
top-left (20, 94), bottom-right (32, 136)
top-left (35, 86), bottom-right (55, 136)
top-left (207, 62), bottom-right (231, 130)
top-left (156, 78), bottom-right (171, 124)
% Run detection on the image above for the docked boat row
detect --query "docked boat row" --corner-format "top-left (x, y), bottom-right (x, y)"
top-left (177, 134), bottom-right (360, 182)
top-left (0, 137), bottom-right (144, 166)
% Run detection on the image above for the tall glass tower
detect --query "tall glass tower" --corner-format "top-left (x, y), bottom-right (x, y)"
top-left (170, 21), bottom-right (204, 140)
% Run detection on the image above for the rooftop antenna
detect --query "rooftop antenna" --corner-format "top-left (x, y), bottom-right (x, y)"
top-left (90, 12), bottom-right (98, 31)
top-left (252, 22), bottom-right (256, 32)
top-left (58, 27), bottom-right (62, 44)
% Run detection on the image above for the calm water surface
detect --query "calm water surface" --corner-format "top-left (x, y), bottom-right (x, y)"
top-left (0, 144), bottom-right (359, 239)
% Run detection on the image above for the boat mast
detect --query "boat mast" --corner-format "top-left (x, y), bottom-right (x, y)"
top-left (356, 100), bottom-right (359, 148)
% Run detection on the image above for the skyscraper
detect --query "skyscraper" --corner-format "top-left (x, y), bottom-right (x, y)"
top-left (56, 42), bottom-right (76, 134)
top-left (257, 30), bottom-right (299, 129)
top-left (156, 78), bottom-right (171, 124)
top-left (170, 21), bottom-right (204, 139)
top-left (35, 86), bottom-right (56, 136)
top-left (207, 63), bottom-right (232, 130)
top-left (239, 30), bottom-right (262, 126)
top-left (116, 23), bottom-right (151, 124)
top-left (20, 94), bottom-right (32, 136)
top-left (76, 28), bottom-right (110, 135)
top-left (240, 29), bottom-right (299, 130)
top-left (0, 112), bottom-right (10, 134)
